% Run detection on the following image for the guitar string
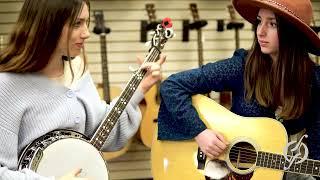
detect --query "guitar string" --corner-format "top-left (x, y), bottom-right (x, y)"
top-left (92, 47), bottom-right (160, 147)
top-left (227, 152), bottom-right (315, 174)
top-left (226, 146), bottom-right (315, 172)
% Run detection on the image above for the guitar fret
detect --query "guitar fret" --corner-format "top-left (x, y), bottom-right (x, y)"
top-left (257, 152), bottom-right (263, 167)
top-left (266, 152), bottom-right (270, 168)
top-left (316, 161), bottom-right (320, 176)
top-left (274, 153), bottom-right (278, 169)
top-left (311, 160), bottom-right (315, 175)
top-left (302, 159), bottom-right (307, 174)
top-left (259, 152), bottom-right (264, 167)
top-left (277, 154), bottom-right (282, 170)
top-left (263, 152), bottom-right (266, 167)
top-left (280, 155), bottom-right (285, 170)
top-left (271, 153), bottom-right (276, 169)
top-left (302, 159), bottom-right (308, 174)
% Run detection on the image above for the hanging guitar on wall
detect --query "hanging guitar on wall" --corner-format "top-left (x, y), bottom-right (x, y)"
top-left (93, 10), bottom-right (129, 160)
top-left (183, 3), bottom-right (208, 67)
top-left (138, 3), bottom-right (162, 148)
top-left (219, 5), bottom-right (244, 109)
top-left (140, 4), bottom-right (160, 42)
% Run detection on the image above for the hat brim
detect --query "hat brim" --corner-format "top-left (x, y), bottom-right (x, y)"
top-left (232, 0), bottom-right (320, 56)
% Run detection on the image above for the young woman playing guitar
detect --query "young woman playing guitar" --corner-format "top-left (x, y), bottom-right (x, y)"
top-left (155, 0), bottom-right (320, 179)
top-left (0, 0), bottom-right (167, 179)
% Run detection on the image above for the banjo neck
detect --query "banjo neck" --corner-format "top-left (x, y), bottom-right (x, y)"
top-left (91, 47), bottom-right (160, 149)
top-left (90, 21), bottom-right (174, 150)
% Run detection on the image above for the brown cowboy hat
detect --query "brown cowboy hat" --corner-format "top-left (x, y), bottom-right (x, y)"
top-left (232, 0), bottom-right (320, 55)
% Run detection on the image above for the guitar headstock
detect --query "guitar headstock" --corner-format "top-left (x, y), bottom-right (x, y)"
top-left (190, 3), bottom-right (200, 21)
top-left (227, 5), bottom-right (236, 21)
top-left (146, 4), bottom-right (157, 22)
top-left (93, 10), bottom-right (110, 35)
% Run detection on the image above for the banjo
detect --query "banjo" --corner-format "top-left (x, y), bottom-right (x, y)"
top-left (18, 18), bottom-right (174, 179)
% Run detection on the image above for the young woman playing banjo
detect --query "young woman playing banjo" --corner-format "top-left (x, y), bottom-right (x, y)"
top-left (0, 0), bottom-right (166, 179)
top-left (157, 0), bottom-right (320, 179)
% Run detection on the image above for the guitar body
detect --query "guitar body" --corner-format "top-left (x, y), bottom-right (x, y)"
top-left (18, 130), bottom-right (109, 180)
top-left (139, 84), bottom-right (160, 148)
top-left (151, 94), bottom-right (288, 180)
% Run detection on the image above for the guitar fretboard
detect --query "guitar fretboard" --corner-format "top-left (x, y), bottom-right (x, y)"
top-left (257, 151), bottom-right (320, 177)
top-left (99, 35), bottom-right (111, 103)
top-left (90, 47), bottom-right (161, 150)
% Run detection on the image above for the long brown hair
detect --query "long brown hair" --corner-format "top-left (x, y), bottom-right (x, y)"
top-left (0, 0), bottom-right (90, 77)
top-left (244, 15), bottom-right (314, 120)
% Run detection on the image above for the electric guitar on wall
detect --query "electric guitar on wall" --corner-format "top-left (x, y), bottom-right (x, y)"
top-left (18, 18), bottom-right (174, 180)
top-left (138, 3), bottom-right (162, 148)
top-left (93, 10), bottom-right (130, 160)
top-left (151, 94), bottom-right (319, 180)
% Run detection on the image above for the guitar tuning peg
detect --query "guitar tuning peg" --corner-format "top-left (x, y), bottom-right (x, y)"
top-left (145, 41), bottom-right (151, 47)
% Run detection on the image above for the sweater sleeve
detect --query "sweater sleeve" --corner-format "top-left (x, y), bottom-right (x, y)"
top-left (0, 74), bottom-right (54, 180)
top-left (158, 49), bottom-right (247, 140)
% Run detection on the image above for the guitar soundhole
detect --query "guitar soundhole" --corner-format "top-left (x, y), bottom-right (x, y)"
top-left (228, 142), bottom-right (257, 171)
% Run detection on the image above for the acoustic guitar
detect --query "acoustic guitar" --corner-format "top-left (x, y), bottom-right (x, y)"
top-left (18, 18), bottom-right (174, 179)
top-left (139, 3), bottom-right (161, 148)
top-left (92, 10), bottom-right (130, 160)
top-left (151, 94), bottom-right (319, 180)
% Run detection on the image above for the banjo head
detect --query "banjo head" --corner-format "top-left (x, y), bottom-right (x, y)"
top-left (32, 138), bottom-right (109, 180)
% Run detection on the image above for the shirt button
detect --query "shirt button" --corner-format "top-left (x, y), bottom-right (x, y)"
top-left (66, 90), bottom-right (74, 98)
top-left (74, 117), bottom-right (81, 124)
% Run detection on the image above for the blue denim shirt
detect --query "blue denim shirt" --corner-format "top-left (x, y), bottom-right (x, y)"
top-left (158, 49), bottom-right (320, 160)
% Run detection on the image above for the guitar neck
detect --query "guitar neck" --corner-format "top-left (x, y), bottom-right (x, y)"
top-left (100, 35), bottom-right (111, 103)
top-left (190, 3), bottom-right (204, 67)
top-left (197, 30), bottom-right (204, 67)
top-left (90, 47), bottom-right (161, 150)
top-left (257, 151), bottom-right (320, 177)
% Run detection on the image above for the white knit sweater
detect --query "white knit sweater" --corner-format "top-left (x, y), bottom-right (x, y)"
top-left (0, 70), bottom-right (143, 179)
